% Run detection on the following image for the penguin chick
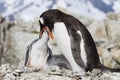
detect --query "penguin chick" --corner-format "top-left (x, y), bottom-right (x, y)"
top-left (47, 54), bottom-right (72, 70)
top-left (24, 31), bottom-right (72, 71)
top-left (24, 31), bottom-right (49, 71)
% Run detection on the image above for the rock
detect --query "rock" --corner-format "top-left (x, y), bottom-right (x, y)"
top-left (106, 12), bottom-right (120, 21)
top-left (97, 43), bottom-right (120, 68)
top-left (0, 16), bottom-right (6, 65)
top-left (92, 69), bottom-right (102, 75)
top-left (0, 16), bottom-right (15, 66)
top-left (0, 64), bottom-right (16, 80)
top-left (105, 20), bottom-right (120, 43)
top-left (0, 15), bottom-right (5, 23)
top-left (109, 47), bottom-right (120, 68)
top-left (16, 18), bottom-right (39, 33)
top-left (87, 20), bottom-right (108, 42)
top-left (7, 26), bottom-right (38, 66)
top-left (2, 73), bottom-right (15, 80)
top-left (0, 64), bottom-right (120, 80)
top-left (18, 72), bottom-right (76, 80)
top-left (100, 72), bottom-right (120, 80)
top-left (0, 64), bottom-right (78, 80)
top-left (0, 64), bottom-right (14, 73)
top-left (102, 49), bottom-right (114, 67)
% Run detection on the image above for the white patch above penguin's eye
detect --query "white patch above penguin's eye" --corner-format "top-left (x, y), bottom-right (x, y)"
top-left (39, 17), bottom-right (44, 24)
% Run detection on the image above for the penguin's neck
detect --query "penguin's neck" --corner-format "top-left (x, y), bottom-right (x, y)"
top-left (40, 36), bottom-right (48, 44)
top-left (40, 31), bottom-right (49, 44)
top-left (34, 31), bottom-right (49, 49)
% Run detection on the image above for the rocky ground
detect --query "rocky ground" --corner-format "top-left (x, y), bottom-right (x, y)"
top-left (0, 63), bottom-right (120, 80)
top-left (0, 8), bottom-right (120, 79)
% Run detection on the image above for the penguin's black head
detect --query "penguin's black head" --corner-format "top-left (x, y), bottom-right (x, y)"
top-left (39, 9), bottom-right (64, 39)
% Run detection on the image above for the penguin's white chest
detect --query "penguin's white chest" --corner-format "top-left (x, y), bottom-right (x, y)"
top-left (53, 22), bottom-right (84, 72)
top-left (53, 22), bottom-right (71, 57)
top-left (30, 44), bottom-right (48, 68)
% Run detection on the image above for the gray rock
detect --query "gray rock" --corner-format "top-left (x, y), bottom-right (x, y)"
top-left (87, 20), bottom-right (108, 42)
top-left (106, 12), bottom-right (120, 21)
top-left (2, 73), bottom-right (15, 80)
top-left (16, 18), bottom-right (39, 33)
top-left (105, 20), bottom-right (120, 43)
top-left (0, 64), bottom-right (14, 73)
top-left (0, 64), bottom-right (120, 80)
top-left (3, 25), bottom-right (38, 66)
top-left (0, 64), bottom-right (16, 80)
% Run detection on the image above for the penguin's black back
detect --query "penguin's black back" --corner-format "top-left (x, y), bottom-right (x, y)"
top-left (64, 17), bottom-right (101, 71)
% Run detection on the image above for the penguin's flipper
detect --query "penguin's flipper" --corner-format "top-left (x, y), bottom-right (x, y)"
top-left (24, 45), bottom-right (31, 66)
top-left (68, 29), bottom-right (86, 69)
top-left (24, 39), bottom-right (39, 66)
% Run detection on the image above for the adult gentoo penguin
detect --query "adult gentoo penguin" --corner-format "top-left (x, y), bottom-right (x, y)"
top-left (39, 9), bottom-right (120, 72)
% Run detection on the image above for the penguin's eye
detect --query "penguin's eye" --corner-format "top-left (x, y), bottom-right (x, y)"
top-left (39, 17), bottom-right (44, 25)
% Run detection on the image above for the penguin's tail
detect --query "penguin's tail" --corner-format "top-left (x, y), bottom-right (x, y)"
top-left (100, 64), bottom-right (120, 72)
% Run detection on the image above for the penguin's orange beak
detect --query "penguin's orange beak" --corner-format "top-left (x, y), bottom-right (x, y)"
top-left (49, 31), bottom-right (54, 39)
top-left (40, 26), bottom-right (54, 39)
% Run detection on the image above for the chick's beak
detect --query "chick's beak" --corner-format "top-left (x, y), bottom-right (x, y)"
top-left (40, 26), bottom-right (47, 38)
top-left (40, 26), bottom-right (54, 39)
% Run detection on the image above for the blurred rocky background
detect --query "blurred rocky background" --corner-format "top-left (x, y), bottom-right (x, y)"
top-left (0, 0), bottom-right (120, 79)
top-left (1, 8), bottom-right (120, 69)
